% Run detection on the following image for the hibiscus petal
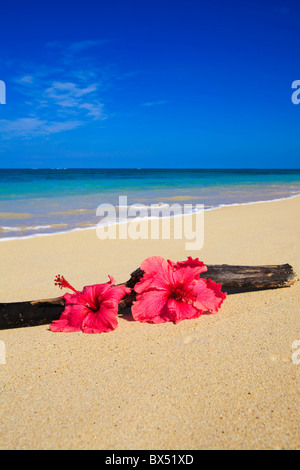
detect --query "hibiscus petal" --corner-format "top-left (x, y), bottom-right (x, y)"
top-left (50, 293), bottom-right (90, 332)
top-left (167, 298), bottom-right (202, 323)
top-left (134, 256), bottom-right (173, 293)
top-left (193, 278), bottom-right (226, 313)
top-left (172, 265), bottom-right (202, 290)
top-left (82, 306), bottom-right (119, 333)
top-left (63, 291), bottom-right (87, 306)
top-left (82, 276), bottom-right (115, 305)
top-left (50, 279), bottom-right (128, 334)
top-left (170, 256), bottom-right (208, 277)
top-left (50, 319), bottom-right (83, 333)
top-left (132, 289), bottom-right (170, 323)
top-left (82, 285), bottom-right (130, 334)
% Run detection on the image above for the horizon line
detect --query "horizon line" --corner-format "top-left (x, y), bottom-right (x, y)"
top-left (1, 167), bottom-right (300, 171)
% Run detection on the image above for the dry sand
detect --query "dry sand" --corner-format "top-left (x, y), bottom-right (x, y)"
top-left (0, 196), bottom-right (299, 450)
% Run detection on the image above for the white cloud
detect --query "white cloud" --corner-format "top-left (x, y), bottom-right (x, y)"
top-left (0, 117), bottom-right (83, 138)
top-left (0, 118), bottom-right (46, 137)
top-left (43, 120), bottom-right (83, 134)
top-left (43, 81), bottom-right (106, 119)
top-left (142, 100), bottom-right (167, 107)
top-left (46, 81), bottom-right (98, 99)
top-left (1, 40), bottom-right (118, 139)
top-left (15, 75), bottom-right (34, 85)
top-left (46, 39), bottom-right (110, 54)
top-left (67, 40), bottom-right (110, 53)
top-left (79, 102), bottom-right (106, 119)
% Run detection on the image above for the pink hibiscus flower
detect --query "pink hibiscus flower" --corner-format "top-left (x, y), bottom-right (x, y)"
top-left (50, 275), bottom-right (130, 334)
top-left (131, 256), bottom-right (226, 324)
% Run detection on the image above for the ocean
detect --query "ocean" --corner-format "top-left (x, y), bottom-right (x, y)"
top-left (0, 168), bottom-right (300, 240)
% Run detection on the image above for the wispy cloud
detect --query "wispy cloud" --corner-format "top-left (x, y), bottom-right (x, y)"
top-left (46, 39), bottom-right (110, 53)
top-left (46, 81), bottom-right (98, 98)
top-left (44, 81), bottom-right (104, 117)
top-left (16, 75), bottom-right (35, 85)
top-left (0, 117), bottom-right (83, 138)
top-left (141, 100), bottom-right (167, 107)
top-left (79, 102), bottom-right (105, 119)
top-left (1, 41), bottom-right (111, 138)
top-left (67, 39), bottom-right (110, 53)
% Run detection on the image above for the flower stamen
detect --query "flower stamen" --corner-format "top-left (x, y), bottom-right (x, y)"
top-left (54, 275), bottom-right (80, 295)
top-left (54, 274), bottom-right (98, 311)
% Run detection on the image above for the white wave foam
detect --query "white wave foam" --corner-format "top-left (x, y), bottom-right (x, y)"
top-left (0, 193), bottom-right (299, 242)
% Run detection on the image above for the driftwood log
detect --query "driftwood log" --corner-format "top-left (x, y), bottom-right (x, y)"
top-left (0, 264), bottom-right (298, 330)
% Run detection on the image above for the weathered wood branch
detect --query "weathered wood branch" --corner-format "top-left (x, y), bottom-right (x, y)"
top-left (118, 263), bottom-right (298, 309)
top-left (0, 297), bottom-right (64, 330)
top-left (0, 264), bottom-right (298, 330)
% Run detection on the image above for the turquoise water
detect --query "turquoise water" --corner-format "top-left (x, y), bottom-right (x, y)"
top-left (0, 169), bottom-right (300, 239)
top-left (1, 169), bottom-right (300, 200)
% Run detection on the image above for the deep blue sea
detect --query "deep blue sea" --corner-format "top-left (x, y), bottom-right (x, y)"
top-left (0, 169), bottom-right (300, 239)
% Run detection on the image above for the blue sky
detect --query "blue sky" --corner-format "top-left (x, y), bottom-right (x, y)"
top-left (0, 0), bottom-right (299, 168)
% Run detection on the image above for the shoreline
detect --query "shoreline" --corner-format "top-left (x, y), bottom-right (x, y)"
top-left (1, 192), bottom-right (300, 243)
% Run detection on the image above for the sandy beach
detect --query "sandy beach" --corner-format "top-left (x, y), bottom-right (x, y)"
top-left (0, 195), bottom-right (299, 450)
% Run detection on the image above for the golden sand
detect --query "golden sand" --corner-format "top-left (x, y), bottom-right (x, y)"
top-left (0, 196), bottom-right (299, 449)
